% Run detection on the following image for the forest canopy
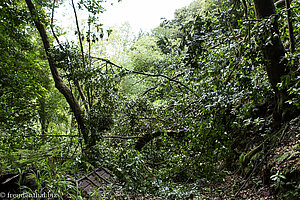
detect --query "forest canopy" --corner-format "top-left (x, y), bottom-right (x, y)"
top-left (0, 0), bottom-right (299, 199)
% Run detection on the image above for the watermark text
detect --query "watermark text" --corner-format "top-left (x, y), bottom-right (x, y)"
top-left (0, 191), bottom-right (59, 199)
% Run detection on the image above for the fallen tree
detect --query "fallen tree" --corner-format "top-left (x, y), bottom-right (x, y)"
top-left (135, 129), bottom-right (188, 151)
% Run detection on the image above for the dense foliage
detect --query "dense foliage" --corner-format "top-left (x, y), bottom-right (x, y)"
top-left (0, 0), bottom-right (299, 199)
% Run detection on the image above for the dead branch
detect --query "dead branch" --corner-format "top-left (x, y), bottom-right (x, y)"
top-left (135, 129), bottom-right (188, 151)
top-left (102, 136), bottom-right (143, 139)
top-left (38, 135), bottom-right (143, 140)
top-left (20, 135), bottom-right (79, 138)
top-left (91, 56), bottom-right (200, 98)
top-left (71, 0), bottom-right (85, 67)
top-left (142, 82), bottom-right (162, 96)
top-left (41, 135), bottom-right (79, 137)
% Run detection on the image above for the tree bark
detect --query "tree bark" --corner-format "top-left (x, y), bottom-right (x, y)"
top-left (285, 0), bottom-right (295, 53)
top-left (25, 0), bottom-right (89, 144)
top-left (252, 0), bottom-right (288, 120)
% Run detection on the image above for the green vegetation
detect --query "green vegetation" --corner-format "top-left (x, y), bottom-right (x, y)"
top-left (0, 0), bottom-right (299, 199)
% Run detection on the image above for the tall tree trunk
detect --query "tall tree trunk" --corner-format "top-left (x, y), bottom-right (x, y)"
top-left (25, 0), bottom-right (89, 144)
top-left (252, 0), bottom-right (288, 121)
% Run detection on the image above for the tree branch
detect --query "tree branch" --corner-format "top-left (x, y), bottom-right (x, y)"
top-left (37, 135), bottom-right (143, 139)
top-left (42, 135), bottom-right (79, 137)
top-left (70, 0), bottom-right (89, 112)
top-left (50, 0), bottom-right (63, 50)
top-left (142, 83), bottom-right (162, 96)
top-left (103, 136), bottom-right (143, 139)
top-left (51, 0), bottom-right (90, 113)
top-left (71, 0), bottom-right (85, 68)
top-left (285, 0), bottom-right (295, 53)
top-left (91, 56), bottom-right (200, 98)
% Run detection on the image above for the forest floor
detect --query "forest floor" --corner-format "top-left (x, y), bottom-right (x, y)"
top-left (2, 118), bottom-right (298, 199)
top-left (94, 117), bottom-right (300, 199)
top-left (198, 173), bottom-right (276, 200)
top-left (87, 172), bottom-right (277, 199)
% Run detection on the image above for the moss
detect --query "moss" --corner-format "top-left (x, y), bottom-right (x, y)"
top-left (240, 143), bottom-right (263, 168)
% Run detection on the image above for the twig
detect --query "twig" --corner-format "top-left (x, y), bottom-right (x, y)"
top-left (142, 83), bottom-right (162, 96)
top-left (224, 63), bottom-right (239, 85)
top-left (142, 161), bottom-right (156, 179)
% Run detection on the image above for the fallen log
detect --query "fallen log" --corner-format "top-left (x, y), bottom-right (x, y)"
top-left (135, 129), bottom-right (188, 151)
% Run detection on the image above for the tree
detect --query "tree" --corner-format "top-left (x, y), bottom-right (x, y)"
top-left (24, 0), bottom-right (123, 148)
top-left (25, 0), bottom-right (89, 144)
top-left (129, 35), bottom-right (166, 73)
top-left (252, 0), bottom-right (292, 120)
top-left (0, 0), bottom-right (49, 133)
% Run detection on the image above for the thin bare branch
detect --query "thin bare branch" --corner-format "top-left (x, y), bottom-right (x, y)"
top-left (42, 135), bottom-right (79, 137)
top-left (142, 83), bottom-right (162, 96)
top-left (71, 0), bottom-right (85, 67)
top-left (70, 0), bottom-right (89, 112)
top-left (35, 135), bottom-right (143, 140)
top-left (50, 0), bottom-right (63, 49)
